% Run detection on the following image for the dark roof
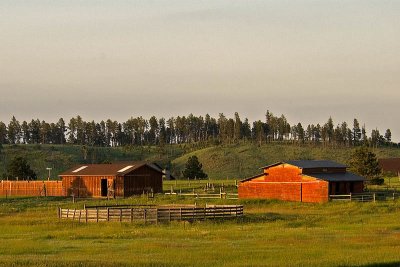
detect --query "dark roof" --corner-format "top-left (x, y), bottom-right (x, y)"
top-left (261, 160), bottom-right (347, 169)
top-left (378, 158), bottom-right (400, 173)
top-left (285, 160), bottom-right (347, 169)
top-left (240, 173), bottom-right (264, 183)
top-left (59, 162), bottom-right (163, 176)
top-left (305, 172), bottom-right (365, 182)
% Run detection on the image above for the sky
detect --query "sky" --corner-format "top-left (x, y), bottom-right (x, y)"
top-left (0, 0), bottom-right (399, 141)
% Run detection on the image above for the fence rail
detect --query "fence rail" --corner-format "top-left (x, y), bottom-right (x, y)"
top-left (58, 204), bottom-right (243, 223)
top-left (330, 192), bottom-right (400, 202)
top-left (165, 191), bottom-right (239, 200)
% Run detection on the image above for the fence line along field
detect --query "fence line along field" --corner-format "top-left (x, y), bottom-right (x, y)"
top-left (58, 204), bottom-right (243, 223)
top-left (0, 195), bottom-right (400, 266)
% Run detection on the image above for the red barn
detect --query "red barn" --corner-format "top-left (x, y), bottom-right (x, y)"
top-left (59, 162), bottom-right (163, 198)
top-left (239, 160), bottom-right (365, 203)
top-left (378, 158), bottom-right (400, 176)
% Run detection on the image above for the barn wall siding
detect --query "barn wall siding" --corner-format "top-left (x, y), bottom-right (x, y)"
top-left (301, 181), bottom-right (329, 203)
top-left (0, 180), bottom-right (64, 196)
top-left (238, 180), bottom-right (329, 203)
top-left (263, 165), bottom-right (302, 182)
top-left (123, 166), bottom-right (163, 197)
top-left (238, 181), bottom-right (302, 202)
top-left (62, 176), bottom-right (115, 197)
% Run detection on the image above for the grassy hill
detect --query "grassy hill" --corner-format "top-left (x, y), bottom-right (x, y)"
top-left (1, 143), bottom-right (400, 180)
top-left (171, 143), bottom-right (400, 179)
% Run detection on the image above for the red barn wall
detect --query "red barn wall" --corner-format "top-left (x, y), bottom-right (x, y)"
top-left (238, 181), bottom-right (302, 202)
top-left (0, 180), bottom-right (64, 196)
top-left (62, 175), bottom-right (115, 197)
top-left (239, 164), bottom-right (330, 203)
top-left (263, 164), bottom-right (302, 182)
top-left (301, 180), bottom-right (329, 203)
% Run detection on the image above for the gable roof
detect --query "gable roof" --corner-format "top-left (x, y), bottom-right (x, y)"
top-left (59, 162), bottom-right (163, 176)
top-left (261, 160), bottom-right (347, 170)
top-left (286, 160), bottom-right (347, 169)
top-left (240, 173), bottom-right (265, 183)
top-left (305, 172), bottom-right (365, 182)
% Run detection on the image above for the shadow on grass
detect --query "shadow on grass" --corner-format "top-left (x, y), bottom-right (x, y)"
top-left (340, 263), bottom-right (400, 267)
top-left (0, 196), bottom-right (67, 217)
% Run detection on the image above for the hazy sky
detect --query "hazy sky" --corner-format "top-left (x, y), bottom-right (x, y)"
top-left (1, 1), bottom-right (399, 141)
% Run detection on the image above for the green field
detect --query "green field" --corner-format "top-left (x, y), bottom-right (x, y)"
top-left (1, 195), bottom-right (400, 266)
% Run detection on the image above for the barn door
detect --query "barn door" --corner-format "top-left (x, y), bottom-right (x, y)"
top-left (101, 179), bottom-right (108, 197)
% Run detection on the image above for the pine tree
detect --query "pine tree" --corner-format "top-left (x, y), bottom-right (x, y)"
top-left (349, 146), bottom-right (382, 184)
top-left (7, 156), bottom-right (37, 180)
top-left (182, 155), bottom-right (208, 179)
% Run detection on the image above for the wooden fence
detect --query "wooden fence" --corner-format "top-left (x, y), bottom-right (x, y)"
top-left (330, 192), bottom-right (400, 202)
top-left (0, 180), bottom-right (64, 197)
top-left (165, 189), bottom-right (239, 200)
top-left (58, 204), bottom-right (244, 223)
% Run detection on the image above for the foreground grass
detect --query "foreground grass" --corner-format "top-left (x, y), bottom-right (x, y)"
top-left (0, 196), bottom-right (400, 266)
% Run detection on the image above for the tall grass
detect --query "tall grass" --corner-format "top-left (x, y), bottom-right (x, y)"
top-left (0, 196), bottom-right (400, 266)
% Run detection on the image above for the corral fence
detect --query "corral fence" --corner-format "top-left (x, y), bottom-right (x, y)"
top-left (58, 204), bottom-right (244, 224)
top-left (330, 192), bottom-right (400, 202)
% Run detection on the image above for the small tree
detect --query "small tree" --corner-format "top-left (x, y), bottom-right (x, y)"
top-left (182, 155), bottom-right (208, 179)
top-left (349, 146), bottom-right (382, 184)
top-left (7, 156), bottom-right (37, 180)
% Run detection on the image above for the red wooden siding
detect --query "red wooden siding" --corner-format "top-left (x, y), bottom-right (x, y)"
top-left (0, 181), bottom-right (64, 196)
top-left (239, 177), bottom-right (329, 203)
top-left (62, 175), bottom-right (115, 197)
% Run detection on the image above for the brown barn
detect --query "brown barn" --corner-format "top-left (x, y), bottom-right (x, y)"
top-left (239, 160), bottom-right (365, 203)
top-left (378, 158), bottom-right (400, 176)
top-left (59, 162), bottom-right (163, 198)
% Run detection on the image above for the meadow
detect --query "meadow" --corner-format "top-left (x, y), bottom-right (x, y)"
top-left (0, 194), bottom-right (400, 266)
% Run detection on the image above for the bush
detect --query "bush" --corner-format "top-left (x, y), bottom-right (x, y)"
top-left (369, 178), bottom-right (384, 185)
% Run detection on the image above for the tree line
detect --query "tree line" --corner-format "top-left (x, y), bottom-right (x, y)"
top-left (0, 111), bottom-right (396, 148)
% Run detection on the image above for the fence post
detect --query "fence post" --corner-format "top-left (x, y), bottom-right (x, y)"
top-left (373, 193), bottom-right (376, 202)
top-left (131, 208), bottom-right (133, 223)
top-left (107, 208), bottom-right (110, 222)
top-left (349, 192), bottom-right (352, 201)
top-left (85, 209), bottom-right (88, 224)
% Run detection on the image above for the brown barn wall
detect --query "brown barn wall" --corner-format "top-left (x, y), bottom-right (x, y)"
top-left (62, 175), bottom-right (115, 197)
top-left (123, 166), bottom-right (163, 197)
top-left (0, 180), bottom-right (64, 196)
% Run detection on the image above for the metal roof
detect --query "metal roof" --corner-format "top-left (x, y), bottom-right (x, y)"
top-left (305, 172), bottom-right (365, 182)
top-left (240, 173), bottom-right (265, 183)
top-left (260, 160), bottom-right (347, 170)
top-left (59, 161), bottom-right (163, 176)
top-left (285, 160), bottom-right (347, 169)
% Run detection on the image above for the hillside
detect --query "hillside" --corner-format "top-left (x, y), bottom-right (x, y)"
top-left (171, 143), bottom-right (400, 179)
top-left (1, 143), bottom-right (400, 180)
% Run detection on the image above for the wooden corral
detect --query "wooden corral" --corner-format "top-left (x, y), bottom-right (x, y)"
top-left (239, 160), bottom-right (365, 203)
top-left (0, 180), bottom-right (64, 196)
top-left (59, 162), bottom-right (163, 198)
top-left (58, 204), bottom-right (243, 223)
